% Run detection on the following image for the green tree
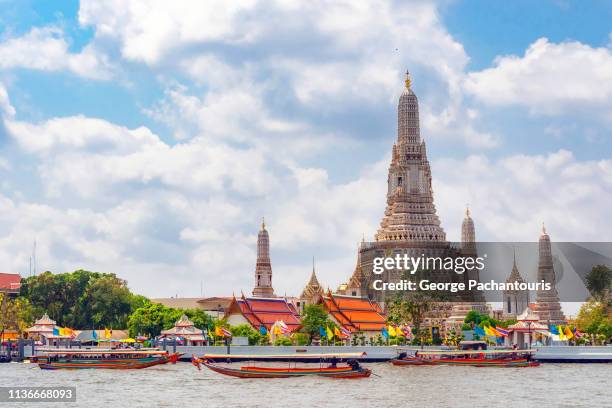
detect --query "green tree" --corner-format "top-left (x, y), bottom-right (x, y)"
top-left (386, 292), bottom-right (432, 345)
top-left (127, 302), bottom-right (169, 338)
top-left (0, 293), bottom-right (35, 334)
top-left (230, 324), bottom-right (262, 345)
top-left (20, 270), bottom-right (142, 329)
top-left (300, 304), bottom-right (334, 343)
top-left (586, 265), bottom-right (612, 302)
top-left (575, 299), bottom-right (612, 344)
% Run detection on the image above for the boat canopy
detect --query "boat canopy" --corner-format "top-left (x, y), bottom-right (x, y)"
top-left (203, 352), bottom-right (367, 360)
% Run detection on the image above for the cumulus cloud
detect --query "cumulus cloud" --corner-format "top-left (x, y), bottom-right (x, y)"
top-left (464, 38), bottom-right (612, 118)
top-left (434, 150), bottom-right (612, 243)
top-left (0, 27), bottom-right (113, 79)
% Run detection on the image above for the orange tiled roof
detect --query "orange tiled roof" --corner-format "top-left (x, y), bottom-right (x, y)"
top-left (321, 293), bottom-right (386, 333)
top-left (227, 297), bottom-right (301, 332)
top-left (0, 273), bottom-right (21, 291)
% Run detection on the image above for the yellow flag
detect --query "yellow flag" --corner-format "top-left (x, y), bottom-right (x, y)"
top-left (564, 326), bottom-right (573, 340)
top-left (326, 326), bottom-right (334, 339)
top-left (557, 325), bottom-right (565, 340)
top-left (388, 325), bottom-right (397, 337)
top-left (104, 328), bottom-right (111, 339)
top-left (273, 324), bottom-right (282, 335)
top-left (215, 326), bottom-right (223, 337)
top-left (395, 326), bottom-right (404, 337)
top-left (484, 326), bottom-right (495, 337)
top-left (334, 327), bottom-right (342, 338)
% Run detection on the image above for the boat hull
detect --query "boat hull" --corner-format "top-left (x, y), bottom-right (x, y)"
top-left (201, 360), bottom-right (371, 379)
top-left (36, 352), bottom-right (181, 370)
top-left (391, 357), bottom-right (539, 368)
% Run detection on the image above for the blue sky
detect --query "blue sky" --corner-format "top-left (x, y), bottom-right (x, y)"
top-left (0, 1), bottom-right (610, 310)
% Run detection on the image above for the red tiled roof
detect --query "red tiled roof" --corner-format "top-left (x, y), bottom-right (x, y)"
top-left (227, 297), bottom-right (301, 332)
top-left (321, 293), bottom-right (386, 333)
top-left (0, 273), bottom-right (21, 291)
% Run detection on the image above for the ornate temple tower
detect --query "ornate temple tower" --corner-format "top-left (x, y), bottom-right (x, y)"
top-left (252, 219), bottom-right (275, 297)
top-left (533, 224), bottom-right (565, 325)
top-left (376, 71), bottom-right (446, 243)
top-left (461, 207), bottom-right (476, 253)
top-left (300, 258), bottom-right (324, 304)
top-left (502, 251), bottom-right (530, 319)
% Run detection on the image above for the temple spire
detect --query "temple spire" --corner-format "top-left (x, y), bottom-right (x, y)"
top-left (404, 69), bottom-right (412, 90)
top-left (252, 219), bottom-right (275, 297)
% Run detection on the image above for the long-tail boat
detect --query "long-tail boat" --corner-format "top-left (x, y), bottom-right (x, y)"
top-left (31, 349), bottom-right (181, 370)
top-left (391, 349), bottom-right (540, 367)
top-left (192, 352), bottom-right (371, 379)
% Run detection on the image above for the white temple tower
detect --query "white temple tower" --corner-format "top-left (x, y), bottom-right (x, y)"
top-left (502, 250), bottom-right (530, 319)
top-left (533, 224), bottom-right (565, 325)
top-left (376, 71), bottom-right (446, 243)
top-left (252, 219), bottom-right (276, 297)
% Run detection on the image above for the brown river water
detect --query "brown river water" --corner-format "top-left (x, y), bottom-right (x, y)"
top-left (1, 361), bottom-right (610, 407)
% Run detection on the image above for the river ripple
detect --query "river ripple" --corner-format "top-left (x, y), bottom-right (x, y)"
top-left (1, 361), bottom-right (610, 408)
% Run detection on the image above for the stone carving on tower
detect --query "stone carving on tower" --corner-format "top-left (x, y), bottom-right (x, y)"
top-left (300, 257), bottom-right (324, 304)
top-left (376, 70), bottom-right (446, 243)
top-left (343, 70), bottom-right (479, 309)
top-left (252, 218), bottom-right (276, 298)
top-left (502, 250), bottom-right (530, 319)
top-left (533, 224), bottom-right (565, 325)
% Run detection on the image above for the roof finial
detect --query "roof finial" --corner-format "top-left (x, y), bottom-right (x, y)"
top-left (404, 69), bottom-right (411, 89)
top-left (312, 256), bottom-right (315, 273)
top-left (261, 217), bottom-right (266, 230)
top-left (466, 204), bottom-right (470, 218)
top-left (513, 247), bottom-right (516, 266)
top-left (542, 222), bottom-right (547, 235)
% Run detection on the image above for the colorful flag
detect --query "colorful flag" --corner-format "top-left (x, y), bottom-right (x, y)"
top-left (92, 329), bottom-right (98, 340)
top-left (104, 328), bottom-right (111, 339)
top-left (52, 327), bottom-right (59, 336)
top-left (573, 328), bottom-right (583, 338)
top-left (474, 326), bottom-right (485, 337)
top-left (557, 325), bottom-right (566, 340)
top-left (221, 327), bottom-right (232, 337)
top-left (395, 326), bottom-right (404, 337)
top-left (340, 327), bottom-right (351, 338)
top-left (259, 325), bottom-right (267, 335)
top-left (563, 326), bottom-right (573, 340)
top-left (319, 326), bottom-right (326, 338)
top-left (495, 326), bottom-right (509, 337)
top-left (207, 327), bottom-right (213, 338)
top-left (381, 326), bottom-right (389, 339)
top-left (215, 326), bottom-right (224, 337)
top-left (334, 327), bottom-right (342, 338)
top-left (387, 325), bottom-right (397, 337)
top-left (326, 326), bottom-right (334, 340)
top-left (549, 325), bottom-right (559, 335)
top-left (277, 320), bottom-right (290, 334)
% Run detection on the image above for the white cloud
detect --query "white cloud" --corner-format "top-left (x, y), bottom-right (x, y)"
top-left (0, 27), bottom-right (113, 79)
top-left (464, 38), bottom-right (612, 117)
top-left (79, 0), bottom-right (259, 64)
top-left (434, 149), bottom-right (612, 243)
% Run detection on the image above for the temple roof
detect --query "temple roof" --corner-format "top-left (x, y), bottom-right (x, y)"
top-left (161, 315), bottom-right (203, 337)
top-left (0, 272), bottom-right (21, 291)
top-left (226, 296), bottom-right (301, 332)
top-left (506, 252), bottom-right (526, 284)
top-left (32, 313), bottom-right (56, 326)
top-left (320, 292), bottom-right (386, 332)
top-left (301, 259), bottom-right (324, 299)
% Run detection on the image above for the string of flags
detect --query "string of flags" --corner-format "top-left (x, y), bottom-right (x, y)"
top-left (318, 325), bottom-right (350, 340)
top-left (381, 325), bottom-right (413, 340)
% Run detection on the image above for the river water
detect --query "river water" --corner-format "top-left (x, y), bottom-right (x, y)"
top-left (1, 361), bottom-right (610, 407)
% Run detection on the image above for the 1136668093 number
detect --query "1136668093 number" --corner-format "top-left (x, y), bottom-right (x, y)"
top-left (0, 387), bottom-right (76, 402)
